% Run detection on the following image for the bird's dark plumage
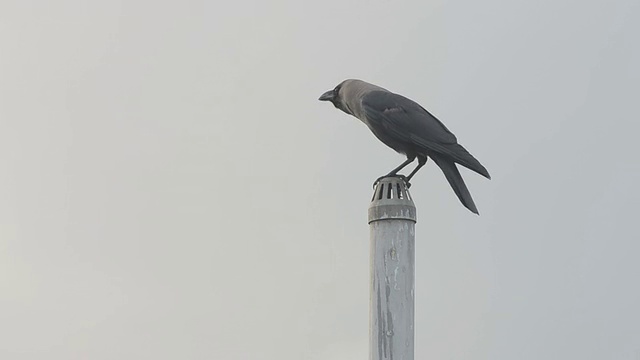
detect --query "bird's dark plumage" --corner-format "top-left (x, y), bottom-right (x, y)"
top-left (319, 79), bottom-right (490, 214)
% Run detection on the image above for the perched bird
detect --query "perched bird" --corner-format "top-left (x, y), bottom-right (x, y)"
top-left (319, 79), bottom-right (490, 214)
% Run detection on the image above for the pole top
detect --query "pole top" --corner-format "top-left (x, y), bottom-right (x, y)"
top-left (368, 176), bottom-right (417, 224)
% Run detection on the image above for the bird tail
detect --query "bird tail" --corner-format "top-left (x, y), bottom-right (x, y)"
top-left (449, 144), bottom-right (491, 180)
top-left (431, 154), bottom-right (479, 215)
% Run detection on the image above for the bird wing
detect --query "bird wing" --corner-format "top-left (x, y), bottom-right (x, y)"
top-left (361, 90), bottom-right (490, 178)
top-left (362, 90), bottom-right (457, 145)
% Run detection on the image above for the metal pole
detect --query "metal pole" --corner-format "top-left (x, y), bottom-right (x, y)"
top-left (368, 176), bottom-right (416, 360)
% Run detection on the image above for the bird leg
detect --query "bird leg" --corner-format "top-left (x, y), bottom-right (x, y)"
top-left (373, 156), bottom-right (415, 188)
top-left (405, 156), bottom-right (428, 183)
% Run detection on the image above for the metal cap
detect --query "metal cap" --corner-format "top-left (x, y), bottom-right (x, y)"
top-left (368, 176), bottom-right (417, 224)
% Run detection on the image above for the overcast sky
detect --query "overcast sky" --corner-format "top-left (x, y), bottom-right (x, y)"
top-left (1, 0), bottom-right (639, 359)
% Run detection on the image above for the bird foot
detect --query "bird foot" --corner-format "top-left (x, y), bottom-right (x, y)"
top-left (372, 175), bottom-right (411, 189)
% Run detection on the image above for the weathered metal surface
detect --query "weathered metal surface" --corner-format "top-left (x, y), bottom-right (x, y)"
top-left (368, 177), bottom-right (416, 360)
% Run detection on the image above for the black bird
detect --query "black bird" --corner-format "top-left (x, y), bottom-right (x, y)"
top-left (319, 79), bottom-right (490, 214)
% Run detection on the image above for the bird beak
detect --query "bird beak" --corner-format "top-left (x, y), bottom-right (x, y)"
top-left (318, 90), bottom-right (334, 102)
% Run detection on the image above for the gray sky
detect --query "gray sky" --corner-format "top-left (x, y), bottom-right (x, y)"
top-left (1, 0), bottom-right (639, 359)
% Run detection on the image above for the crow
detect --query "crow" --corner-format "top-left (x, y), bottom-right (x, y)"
top-left (319, 79), bottom-right (490, 214)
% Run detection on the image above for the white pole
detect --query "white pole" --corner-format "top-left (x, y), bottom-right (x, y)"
top-left (368, 176), bottom-right (416, 360)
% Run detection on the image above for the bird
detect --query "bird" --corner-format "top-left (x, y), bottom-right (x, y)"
top-left (319, 79), bottom-right (490, 214)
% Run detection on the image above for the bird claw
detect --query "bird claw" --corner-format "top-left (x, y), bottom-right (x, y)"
top-left (372, 175), bottom-right (411, 189)
top-left (400, 176), bottom-right (412, 189)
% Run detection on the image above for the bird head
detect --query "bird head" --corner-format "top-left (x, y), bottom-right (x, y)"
top-left (318, 81), bottom-right (352, 115)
